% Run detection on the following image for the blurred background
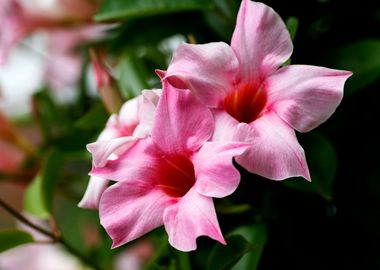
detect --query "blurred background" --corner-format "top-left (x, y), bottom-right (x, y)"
top-left (0, 0), bottom-right (379, 269)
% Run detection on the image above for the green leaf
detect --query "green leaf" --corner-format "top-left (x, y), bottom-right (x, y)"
top-left (286, 17), bottom-right (299, 41)
top-left (203, 0), bottom-right (240, 41)
top-left (95, 0), bottom-right (214, 21)
top-left (325, 39), bottom-right (380, 96)
top-left (0, 230), bottom-right (34, 252)
top-left (283, 132), bottom-right (337, 201)
top-left (24, 175), bottom-right (50, 218)
top-left (24, 149), bottom-right (64, 217)
top-left (175, 250), bottom-right (192, 270)
top-left (208, 235), bottom-right (254, 270)
top-left (118, 52), bottom-right (151, 99)
top-left (283, 17), bottom-right (299, 66)
top-left (75, 103), bottom-right (109, 130)
top-left (32, 90), bottom-right (69, 141)
top-left (52, 130), bottom-right (95, 153)
top-left (231, 224), bottom-right (268, 270)
top-left (41, 149), bottom-right (64, 213)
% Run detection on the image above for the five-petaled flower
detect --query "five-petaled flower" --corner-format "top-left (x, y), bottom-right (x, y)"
top-left (79, 90), bottom-right (161, 209)
top-left (91, 82), bottom-right (249, 251)
top-left (160, 0), bottom-right (352, 180)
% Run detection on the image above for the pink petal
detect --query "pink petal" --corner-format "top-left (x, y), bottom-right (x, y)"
top-left (192, 141), bottom-right (250, 198)
top-left (163, 188), bottom-right (225, 251)
top-left (234, 112), bottom-right (311, 180)
top-left (78, 176), bottom-right (108, 209)
top-left (211, 109), bottom-right (240, 141)
top-left (87, 136), bottom-right (138, 168)
top-left (231, 0), bottom-right (292, 81)
top-left (99, 180), bottom-right (173, 248)
top-left (118, 96), bottom-right (140, 134)
top-left (133, 89), bottom-right (161, 138)
top-left (91, 138), bottom-right (161, 183)
top-left (267, 65), bottom-right (352, 132)
top-left (0, 0), bottom-right (27, 64)
top-left (164, 42), bottom-right (239, 107)
top-left (152, 81), bottom-right (214, 154)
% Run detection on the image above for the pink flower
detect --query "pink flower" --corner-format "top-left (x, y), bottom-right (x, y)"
top-left (91, 82), bottom-right (249, 251)
top-left (114, 239), bottom-right (154, 270)
top-left (0, 0), bottom-right (55, 64)
top-left (0, 0), bottom-right (111, 92)
top-left (45, 24), bottom-right (112, 93)
top-left (160, 0), bottom-right (352, 180)
top-left (79, 89), bottom-right (161, 209)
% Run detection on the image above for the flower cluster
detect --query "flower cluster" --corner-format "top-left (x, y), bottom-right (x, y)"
top-left (80, 0), bottom-right (351, 251)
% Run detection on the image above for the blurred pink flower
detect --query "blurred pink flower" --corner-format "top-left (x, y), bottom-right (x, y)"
top-left (161, 0), bottom-right (352, 181)
top-left (91, 82), bottom-right (249, 251)
top-left (90, 49), bottom-right (123, 114)
top-left (79, 89), bottom-right (161, 209)
top-left (45, 24), bottom-right (112, 93)
top-left (114, 239), bottom-right (154, 270)
top-left (0, 0), bottom-right (110, 93)
top-left (0, 214), bottom-right (82, 270)
top-left (0, 0), bottom-right (56, 64)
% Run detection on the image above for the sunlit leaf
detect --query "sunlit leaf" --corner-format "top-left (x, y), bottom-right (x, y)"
top-left (95, 0), bottom-right (214, 21)
top-left (283, 132), bottom-right (337, 201)
top-left (208, 235), bottom-right (254, 270)
top-left (325, 39), bottom-right (380, 96)
top-left (0, 230), bottom-right (34, 252)
top-left (24, 149), bottom-right (64, 217)
top-left (24, 175), bottom-right (50, 218)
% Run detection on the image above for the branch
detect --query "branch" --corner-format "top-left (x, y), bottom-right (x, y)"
top-left (0, 197), bottom-right (103, 270)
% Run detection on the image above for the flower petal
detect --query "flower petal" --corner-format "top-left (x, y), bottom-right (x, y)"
top-left (118, 96), bottom-right (140, 135)
top-left (91, 138), bottom-right (160, 183)
top-left (163, 188), bottom-right (225, 251)
top-left (133, 89), bottom-right (161, 138)
top-left (99, 180), bottom-right (173, 248)
top-left (164, 42), bottom-right (239, 107)
top-left (152, 81), bottom-right (214, 154)
top-left (231, 0), bottom-right (292, 80)
top-left (267, 65), bottom-right (352, 132)
top-left (193, 141), bottom-right (250, 198)
top-left (211, 109), bottom-right (240, 141)
top-left (87, 136), bottom-right (138, 168)
top-left (78, 176), bottom-right (108, 209)
top-left (235, 112), bottom-right (310, 180)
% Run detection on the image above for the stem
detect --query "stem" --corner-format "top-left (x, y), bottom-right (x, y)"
top-left (0, 198), bottom-right (54, 238)
top-left (0, 198), bottom-right (103, 270)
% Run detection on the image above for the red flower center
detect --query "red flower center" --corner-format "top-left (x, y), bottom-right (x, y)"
top-left (223, 83), bottom-right (267, 123)
top-left (157, 154), bottom-right (196, 198)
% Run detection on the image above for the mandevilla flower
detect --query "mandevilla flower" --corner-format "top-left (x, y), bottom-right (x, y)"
top-left (79, 89), bottom-right (161, 209)
top-left (91, 82), bottom-right (249, 251)
top-left (160, 0), bottom-right (352, 180)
